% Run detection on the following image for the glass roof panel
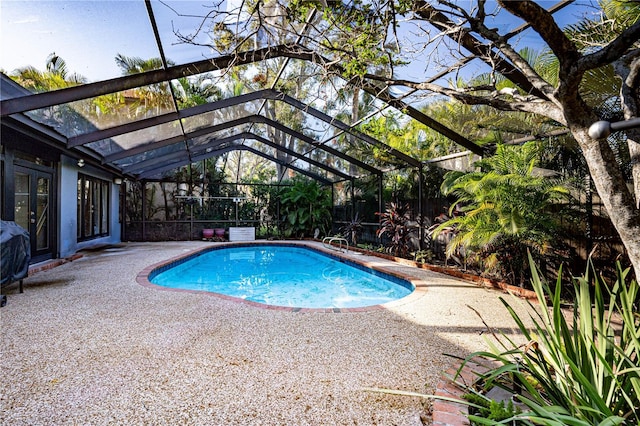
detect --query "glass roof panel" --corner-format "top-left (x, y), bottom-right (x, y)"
top-left (113, 143), bottom-right (187, 171)
top-left (236, 139), bottom-right (333, 181)
top-left (131, 156), bottom-right (188, 178)
top-left (22, 82), bottom-right (177, 138)
top-left (246, 122), bottom-right (363, 178)
top-left (238, 125), bottom-right (365, 175)
top-left (23, 103), bottom-right (100, 138)
top-left (263, 99), bottom-right (337, 141)
top-left (85, 121), bottom-right (185, 159)
top-left (187, 124), bottom-right (255, 151)
top-left (1, 1), bottom-right (161, 83)
top-left (190, 142), bottom-right (235, 160)
top-left (247, 123), bottom-right (313, 155)
top-left (170, 76), bottom-right (223, 109)
top-left (234, 139), bottom-right (261, 151)
top-left (182, 99), bottom-right (263, 133)
top-left (240, 58), bottom-right (300, 93)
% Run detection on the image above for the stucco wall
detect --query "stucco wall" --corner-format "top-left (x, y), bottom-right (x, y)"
top-left (58, 155), bottom-right (121, 257)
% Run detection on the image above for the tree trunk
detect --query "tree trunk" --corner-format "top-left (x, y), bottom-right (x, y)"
top-left (616, 54), bottom-right (640, 208)
top-left (571, 122), bottom-right (640, 277)
top-left (628, 132), bottom-right (640, 209)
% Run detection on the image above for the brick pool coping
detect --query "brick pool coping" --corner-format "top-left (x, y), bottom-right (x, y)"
top-left (431, 358), bottom-right (496, 426)
top-left (135, 240), bottom-right (430, 313)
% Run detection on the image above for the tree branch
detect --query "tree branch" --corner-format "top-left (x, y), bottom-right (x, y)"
top-left (413, 0), bottom-right (550, 99)
top-left (496, 1), bottom-right (593, 114)
top-left (363, 75), bottom-right (565, 124)
top-left (467, 2), bottom-right (556, 99)
top-left (579, 21), bottom-right (640, 73)
top-left (498, 0), bottom-right (579, 66)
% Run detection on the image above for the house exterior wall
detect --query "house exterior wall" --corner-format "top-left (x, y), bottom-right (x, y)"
top-left (58, 155), bottom-right (121, 258)
top-left (58, 155), bottom-right (78, 257)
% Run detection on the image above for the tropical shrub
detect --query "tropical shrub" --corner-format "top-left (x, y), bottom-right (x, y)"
top-left (339, 212), bottom-right (363, 246)
top-left (376, 202), bottom-right (417, 258)
top-left (460, 254), bottom-right (640, 425)
top-left (412, 249), bottom-right (434, 264)
top-left (432, 142), bottom-right (573, 286)
top-left (279, 178), bottom-right (332, 238)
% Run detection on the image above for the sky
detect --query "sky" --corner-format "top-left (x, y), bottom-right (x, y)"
top-left (0, 0), bottom-right (217, 81)
top-left (0, 0), bottom-right (597, 84)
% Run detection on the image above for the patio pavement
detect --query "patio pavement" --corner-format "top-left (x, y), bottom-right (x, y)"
top-left (1, 241), bottom-right (536, 425)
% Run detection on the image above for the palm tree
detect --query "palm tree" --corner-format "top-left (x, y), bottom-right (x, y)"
top-left (563, 0), bottom-right (639, 112)
top-left (10, 53), bottom-right (95, 135)
top-left (433, 142), bottom-right (573, 286)
top-left (114, 54), bottom-right (174, 115)
top-left (12, 52), bottom-right (86, 92)
top-left (172, 75), bottom-right (222, 109)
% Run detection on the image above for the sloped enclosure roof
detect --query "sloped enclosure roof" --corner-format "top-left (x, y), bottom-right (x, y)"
top-left (1, 0), bottom-right (579, 183)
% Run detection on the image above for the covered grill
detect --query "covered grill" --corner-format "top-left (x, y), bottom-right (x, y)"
top-left (1, 221), bottom-right (30, 296)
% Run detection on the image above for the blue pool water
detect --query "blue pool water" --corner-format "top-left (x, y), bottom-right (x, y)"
top-left (150, 245), bottom-right (413, 309)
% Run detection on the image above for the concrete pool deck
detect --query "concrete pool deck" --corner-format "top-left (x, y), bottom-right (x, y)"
top-left (1, 241), bottom-right (536, 425)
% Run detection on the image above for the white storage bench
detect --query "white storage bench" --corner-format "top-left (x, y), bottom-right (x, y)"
top-left (229, 227), bottom-right (256, 242)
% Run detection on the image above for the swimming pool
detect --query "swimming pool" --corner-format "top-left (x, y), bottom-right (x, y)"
top-left (148, 244), bottom-right (414, 309)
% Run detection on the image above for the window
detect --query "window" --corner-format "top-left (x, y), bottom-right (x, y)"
top-left (77, 174), bottom-right (109, 240)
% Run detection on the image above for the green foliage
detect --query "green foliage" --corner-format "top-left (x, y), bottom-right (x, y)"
top-left (11, 52), bottom-right (87, 92)
top-left (263, 225), bottom-right (283, 239)
top-left (339, 212), bottom-right (363, 246)
top-left (172, 75), bottom-right (221, 109)
top-left (114, 54), bottom-right (175, 113)
top-left (464, 393), bottom-right (521, 423)
top-left (317, 0), bottom-right (395, 79)
top-left (364, 254), bottom-right (639, 424)
top-left (124, 181), bottom-right (166, 222)
top-left (279, 178), bottom-right (332, 238)
top-left (376, 202), bottom-right (416, 258)
top-left (460, 253), bottom-right (640, 424)
top-left (383, 172), bottom-right (416, 202)
top-left (412, 249), bottom-right (433, 264)
top-left (433, 142), bottom-right (573, 286)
